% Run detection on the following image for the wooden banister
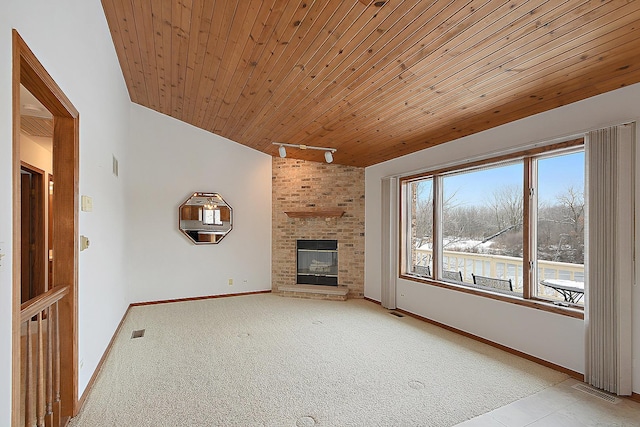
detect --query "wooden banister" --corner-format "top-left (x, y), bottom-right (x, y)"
top-left (20, 286), bottom-right (69, 323)
top-left (20, 287), bottom-right (67, 427)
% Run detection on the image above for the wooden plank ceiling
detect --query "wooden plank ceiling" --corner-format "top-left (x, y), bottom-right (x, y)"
top-left (101, 0), bottom-right (640, 167)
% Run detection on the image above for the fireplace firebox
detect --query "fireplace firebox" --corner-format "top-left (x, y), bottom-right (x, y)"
top-left (297, 240), bottom-right (338, 286)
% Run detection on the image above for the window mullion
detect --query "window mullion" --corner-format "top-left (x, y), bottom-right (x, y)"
top-left (433, 175), bottom-right (443, 280)
top-left (523, 157), bottom-right (537, 299)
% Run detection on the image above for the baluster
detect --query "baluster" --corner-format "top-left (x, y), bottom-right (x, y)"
top-left (45, 305), bottom-right (53, 427)
top-left (37, 311), bottom-right (45, 427)
top-left (26, 319), bottom-right (34, 427)
top-left (53, 301), bottom-right (61, 427)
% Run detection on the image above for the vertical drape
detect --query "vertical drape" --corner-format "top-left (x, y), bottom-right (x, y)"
top-left (381, 177), bottom-right (398, 309)
top-left (585, 123), bottom-right (635, 395)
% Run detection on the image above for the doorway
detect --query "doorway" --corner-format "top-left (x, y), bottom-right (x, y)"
top-left (20, 164), bottom-right (46, 304)
top-left (12, 30), bottom-right (79, 426)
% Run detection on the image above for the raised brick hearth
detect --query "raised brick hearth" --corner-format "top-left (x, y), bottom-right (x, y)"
top-left (277, 284), bottom-right (349, 301)
top-left (272, 158), bottom-right (365, 299)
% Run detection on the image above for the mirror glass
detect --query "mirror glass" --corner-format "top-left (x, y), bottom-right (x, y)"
top-left (179, 192), bottom-right (233, 244)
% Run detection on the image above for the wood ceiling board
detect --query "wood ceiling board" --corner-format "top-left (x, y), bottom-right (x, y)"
top-left (462, 1), bottom-right (637, 94)
top-left (116, 0), bottom-right (149, 104)
top-left (217, 1), bottom-right (320, 133)
top-left (211, 0), bottom-right (285, 129)
top-left (101, 0), bottom-right (640, 167)
top-left (294, 3), bottom-right (638, 148)
top-left (400, 52), bottom-right (640, 149)
top-left (224, 1), bottom-right (366, 138)
top-left (238, 0), bottom-right (489, 153)
top-left (225, 1), bottom-right (362, 139)
top-left (317, 26), bottom-right (640, 150)
top-left (259, 0), bottom-right (572, 148)
top-left (129, 0), bottom-right (161, 111)
top-left (21, 116), bottom-right (53, 138)
top-left (324, 41), bottom-right (640, 166)
top-left (237, 0), bottom-right (438, 142)
top-left (208, 1), bottom-right (319, 131)
top-left (185, 0), bottom-right (229, 123)
top-left (102, 0), bottom-right (137, 103)
top-left (198, 1), bottom-right (261, 127)
top-left (306, 1), bottom-right (592, 127)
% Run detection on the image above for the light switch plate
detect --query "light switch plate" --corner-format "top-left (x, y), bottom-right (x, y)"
top-left (81, 195), bottom-right (93, 212)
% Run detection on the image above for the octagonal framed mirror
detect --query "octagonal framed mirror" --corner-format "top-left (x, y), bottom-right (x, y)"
top-left (179, 192), bottom-right (233, 244)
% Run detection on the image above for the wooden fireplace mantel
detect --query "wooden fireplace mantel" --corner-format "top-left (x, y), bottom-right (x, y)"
top-left (284, 209), bottom-right (345, 218)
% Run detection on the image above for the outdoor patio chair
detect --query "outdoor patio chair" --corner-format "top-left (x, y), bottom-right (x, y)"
top-left (412, 265), bottom-right (431, 277)
top-left (472, 274), bottom-right (513, 291)
top-left (443, 270), bottom-right (463, 282)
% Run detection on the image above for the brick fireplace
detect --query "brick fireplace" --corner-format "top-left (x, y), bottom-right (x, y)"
top-left (272, 158), bottom-right (365, 299)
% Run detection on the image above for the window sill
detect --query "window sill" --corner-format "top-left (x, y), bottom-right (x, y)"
top-left (400, 274), bottom-right (584, 320)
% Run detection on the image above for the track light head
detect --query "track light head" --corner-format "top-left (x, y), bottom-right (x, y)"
top-left (272, 142), bottom-right (335, 163)
top-left (324, 150), bottom-right (333, 163)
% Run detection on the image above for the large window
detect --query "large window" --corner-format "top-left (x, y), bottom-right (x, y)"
top-left (534, 150), bottom-right (585, 305)
top-left (402, 142), bottom-right (585, 311)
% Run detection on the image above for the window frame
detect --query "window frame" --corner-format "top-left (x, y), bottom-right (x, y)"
top-left (399, 138), bottom-right (585, 319)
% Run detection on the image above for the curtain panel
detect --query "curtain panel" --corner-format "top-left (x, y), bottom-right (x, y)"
top-left (585, 123), bottom-right (635, 395)
top-left (381, 176), bottom-right (398, 309)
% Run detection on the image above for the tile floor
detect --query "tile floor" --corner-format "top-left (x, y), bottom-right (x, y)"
top-left (457, 378), bottom-right (640, 426)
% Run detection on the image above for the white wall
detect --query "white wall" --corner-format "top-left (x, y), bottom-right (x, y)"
top-left (20, 134), bottom-right (52, 174)
top-left (365, 83), bottom-right (640, 393)
top-left (125, 104), bottom-right (272, 303)
top-left (0, 0), bottom-right (132, 422)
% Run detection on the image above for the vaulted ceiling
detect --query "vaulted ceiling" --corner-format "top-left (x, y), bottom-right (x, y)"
top-left (101, 0), bottom-right (640, 167)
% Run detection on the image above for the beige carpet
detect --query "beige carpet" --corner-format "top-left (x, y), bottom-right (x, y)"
top-left (69, 294), bottom-right (568, 426)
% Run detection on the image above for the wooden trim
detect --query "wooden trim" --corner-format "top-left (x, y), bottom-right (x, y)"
top-left (19, 161), bottom-right (45, 175)
top-left (397, 138), bottom-right (586, 318)
top-left (400, 138), bottom-right (584, 183)
top-left (432, 176), bottom-right (442, 280)
top-left (20, 162), bottom-right (47, 301)
top-left (398, 274), bottom-right (584, 320)
top-left (11, 29), bottom-right (23, 427)
top-left (13, 29), bottom-right (80, 425)
top-left (52, 115), bottom-right (79, 418)
top-left (76, 305), bottom-right (132, 410)
top-left (523, 158), bottom-right (533, 300)
top-left (18, 46), bottom-right (78, 119)
top-left (130, 290), bottom-right (273, 307)
top-left (393, 306), bottom-right (583, 380)
top-left (631, 393), bottom-right (640, 403)
top-left (363, 296), bottom-right (381, 305)
top-left (20, 286), bottom-right (69, 322)
top-left (284, 210), bottom-right (345, 218)
top-left (361, 296), bottom-right (582, 379)
top-left (397, 179), bottom-right (404, 276)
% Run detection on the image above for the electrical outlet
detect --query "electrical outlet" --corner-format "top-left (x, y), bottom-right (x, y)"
top-left (80, 235), bottom-right (90, 251)
top-left (228, 278), bottom-right (233, 286)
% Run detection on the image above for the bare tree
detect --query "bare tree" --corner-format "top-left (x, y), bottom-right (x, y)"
top-left (413, 180), bottom-right (433, 248)
top-left (487, 184), bottom-right (523, 231)
top-left (556, 185), bottom-right (584, 236)
top-left (554, 185), bottom-right (585, 263)
top-left (537, 185), bottom-right (585, 264)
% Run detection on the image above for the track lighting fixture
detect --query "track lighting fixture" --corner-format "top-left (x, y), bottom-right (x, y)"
top-left (272, 142), bottom-right (337, 164)
top-left (324, 150), bottom-right (333, 163)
